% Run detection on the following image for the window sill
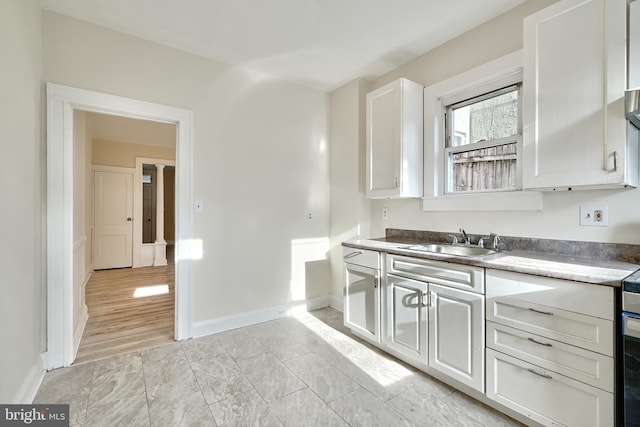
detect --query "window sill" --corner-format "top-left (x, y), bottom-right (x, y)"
top-left (422, 191), bottom-right (543, 212)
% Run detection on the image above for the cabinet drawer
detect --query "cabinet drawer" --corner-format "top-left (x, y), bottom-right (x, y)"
top-left (343, 247), bottom-right (379, 269)
top-left (486, 296), bottom-right (614, 356)
top-left (487, 349), bottom-right (613, 427)
top-left (387, 255), bottom-right (484, 293)
top-left (487, 321), bottom-right (614, 392)
top-left (486, 269), bottom-right (614, 320)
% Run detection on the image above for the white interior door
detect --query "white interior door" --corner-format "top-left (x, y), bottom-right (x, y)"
top-left (94, 170), bottom-right (134, 269)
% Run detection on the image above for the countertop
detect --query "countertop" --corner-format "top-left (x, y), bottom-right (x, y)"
top-left (343, 237), bottom-right (640, 287)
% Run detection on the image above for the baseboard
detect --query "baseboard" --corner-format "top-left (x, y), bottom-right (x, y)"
top-left (329, 295), bottom-right (343, 312)
top-left (191, 296), bottom-right (331, 338)
top-left (13, 353), bottom-right (46, 404)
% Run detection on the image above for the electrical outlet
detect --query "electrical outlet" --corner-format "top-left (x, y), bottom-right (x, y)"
top-left (382, 207), bottom-right (389, 221)
top-left (580, 205), bottom-right (608, 227)
top-left (306, 210), bottom-right (312, 221)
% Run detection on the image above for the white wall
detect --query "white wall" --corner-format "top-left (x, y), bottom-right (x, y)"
top-left (328, 79), bottom-right (371, 308)
top-left (0, 0), bottom-right (45, 403)
top-left (363, 0), bottom-right (640, 245)
top-left (43, 12), bottom-right (330, 327)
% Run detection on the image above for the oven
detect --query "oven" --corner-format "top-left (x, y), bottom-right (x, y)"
top-left (623, 270), bottom-right (640, 427)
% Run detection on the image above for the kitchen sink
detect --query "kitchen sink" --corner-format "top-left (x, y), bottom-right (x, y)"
top-left (406, 244), bottom-right (496, 257)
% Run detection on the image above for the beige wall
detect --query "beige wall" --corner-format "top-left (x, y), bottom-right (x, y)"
top-left (43, 11), bottom-right (330, 325)
top-left (92, 139), bottom-right (175, 168)
top-left (360, 0), bottom-right (640, 245)
top-left (328, 79), bottom-right (371, 307)
top-left (0, 0), bottom-right (43, 403)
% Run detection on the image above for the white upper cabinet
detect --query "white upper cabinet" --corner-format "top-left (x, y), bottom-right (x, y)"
top-left (522, 0), bottom-right (636, 190)
top-left (366, 78), bottom-right (423, 198)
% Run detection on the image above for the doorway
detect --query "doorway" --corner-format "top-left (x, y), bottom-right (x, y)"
top-left (46, 83), bottom-right (193, 369)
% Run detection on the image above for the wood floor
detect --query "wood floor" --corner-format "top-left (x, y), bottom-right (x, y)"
top-left (74, 250), bottom-right (175, 365)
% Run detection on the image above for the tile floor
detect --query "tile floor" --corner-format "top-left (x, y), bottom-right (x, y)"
top-left (34, 308), bottom-right (523, 427)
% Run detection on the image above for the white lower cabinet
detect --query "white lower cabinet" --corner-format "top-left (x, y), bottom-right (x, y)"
top-left (487, 349), bottom-right (614, 427)
top-left (381, 255), bottom-right (485, 393)
top-left (486, 269), bottom-right (615, 427)
top-left (344, 251), bottom-right (617, 427)
top-left (343, 248), bottom-right (380, 343)
top-left (487, 321), bottom-right (614, 392)
top-left (383, 274), bottom-right (428, 367)
top-left (429, 284), bottom-right (485, 392)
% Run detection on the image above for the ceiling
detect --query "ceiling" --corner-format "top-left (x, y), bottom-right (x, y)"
top-left (41, 0), bottom-right (527, 92)
top-left (85, 111), bottom-right (176, 147)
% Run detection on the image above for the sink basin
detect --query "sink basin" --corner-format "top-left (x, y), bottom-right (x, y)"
top-left (406, 244), bottom-right (496, 257)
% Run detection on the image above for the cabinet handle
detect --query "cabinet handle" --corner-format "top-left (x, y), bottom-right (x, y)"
top-left (613, 151), bottom-right (618, 172)
top-left (528, 337), bottom-right (552, 347)
top-left (394, 177), bottom-right (399, 189)
top-left (374, 275), bottom-right (379, 289)
top-left (527, 369), bottom-right (552, 380)
top-left (343, 251), bottom-right (362, 259)
top-left (420, 291), bottom-right (429, 307)
top-left (528, 307), bottom-right (554, 316)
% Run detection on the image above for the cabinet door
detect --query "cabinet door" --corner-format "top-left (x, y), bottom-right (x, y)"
top-left (344, 263), bottom-right (379, 342)
top-left (429, 284), bottom-right (485, 392)
top-left (383, 274), bottom-right (428, 366)
top-left (367, 82), bottom-right (401, 196)
top-left (366, 78), bottom-right (423, 198)
top-left (523, 0), bottom-right (629, 190)
top-left (487, 349), bottom-right (614, 427)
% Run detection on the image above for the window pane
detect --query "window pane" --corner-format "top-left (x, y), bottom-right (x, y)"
top-left (450, 143), bottom-right (517, 192)
top-left (450, 89), bottom-right (518, 147)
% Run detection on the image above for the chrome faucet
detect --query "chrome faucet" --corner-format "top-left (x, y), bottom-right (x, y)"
top-left (459, 228), bottom-right (471, 245)
top-left (478, 233), bottom-right (501, 250)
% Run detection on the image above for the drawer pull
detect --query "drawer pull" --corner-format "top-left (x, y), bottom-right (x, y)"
top-left (528, 307), bottom-right (554, 316)
top-left (527, 368), bottom-right (552, 380)
top-left (528, 337), bottom-right (553, 347)
top-left (344, 251), bottom-right (363, 259)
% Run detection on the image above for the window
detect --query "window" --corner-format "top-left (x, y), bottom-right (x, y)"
top-left (444, 84), bottom-right (521, 193)
top-left (423, 51), bottom-right (541, 211)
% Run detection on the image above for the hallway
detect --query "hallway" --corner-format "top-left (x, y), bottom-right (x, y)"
top-left (74, 247), bottom-right (175, 364)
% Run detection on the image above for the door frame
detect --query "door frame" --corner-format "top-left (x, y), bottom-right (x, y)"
top-left (134, 157), bottom-right (176, 268)
top-left (46, 83), bottom-right (193, 369)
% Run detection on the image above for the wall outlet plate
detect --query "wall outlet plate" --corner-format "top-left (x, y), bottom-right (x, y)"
top-left (382, 207), bottom-right (389, 221)
top-left (580, 205), bottom-right (608, 227)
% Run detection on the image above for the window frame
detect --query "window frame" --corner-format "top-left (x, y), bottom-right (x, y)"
top-left (443, 83), bottom-right (523, 194)
top-left (422, 50), bottom-right (542, 211)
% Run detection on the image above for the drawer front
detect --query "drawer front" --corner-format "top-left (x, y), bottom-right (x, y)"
top-left (487, 321), bottom-right (614, 392)
top-left (387, 255), bottom-right (484, 293)
top-left (486, 269), bottom-right (614, 320)
top-left (487, 349), bottom-right (614, 427)
top-left (486, 296), bottom-right (614, 356)
top-left (343, 247), bottom-right (379, 269)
